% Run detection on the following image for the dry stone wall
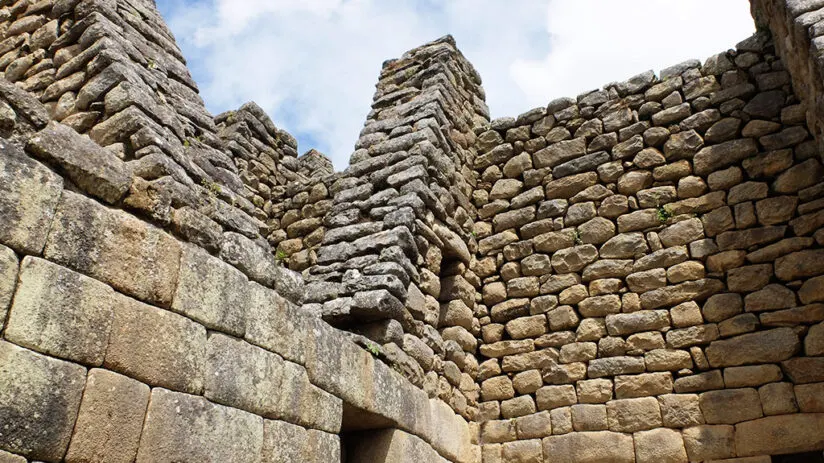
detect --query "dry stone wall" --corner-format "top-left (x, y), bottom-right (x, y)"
top-left (1, 0), bottom-right (824, 462)
top-left (473, 27), bottom-right (824, 463)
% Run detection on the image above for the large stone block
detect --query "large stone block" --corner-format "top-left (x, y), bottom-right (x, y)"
top-left (5, 257), bottom-right (115, 366)
top-left (136, 388), bottom-right (264, 463)
top-left (0, 140), bottom-right (64, 255)
top-left (220, 231), bottom-right (279, 286)
top-left (245, 281), bottom-right (310, 365)
top-left (0, 341), bottom-right (86, 462)
top-left (0, 245), bottom-right (19, 330)
top-left (172, 243), bottom-right (249, 336)
top-left (682, 425), bottom-right (735, 461)
top-left (699, 388), bottom-right (763, 424)
top-left (64, 369), bottom-right (150, 463)
top-left (27, 122), bottom-right (131, 204)
top-left (261, 420), bottom-right (340, 463)
top-left (0, 450), bottom-right (25, 463)
top-left (735, 413), bottom-right (824, 457)
top-left (44, 192), bottom-right (181, 307)
top-left (606, 397), bottom-right (662, 432)
top-left (542, 431), bottom-right (635, 463)
top-left (705, 328), bottom-right (800, 367)
top-left (272, 360), bottom-right (342, 433)
top-left (634, 428), bottom-right (688, 463)
top-left (614, 372), bottom-right (673, 398)
top-left (205, 333), bottom-right (284, 420)
top-left (104, 294), bottom-right (206, 394)
top-left (658, 393), bottom-right (704, 427)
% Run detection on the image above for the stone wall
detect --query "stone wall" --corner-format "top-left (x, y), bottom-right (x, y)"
top-left (1, 0), bottom-right (824, 462)
top-left (473, 27), bottom-right (824, 463)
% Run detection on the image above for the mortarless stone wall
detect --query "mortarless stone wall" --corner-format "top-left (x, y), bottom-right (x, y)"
top-left (0, 0), bottom-right (824, 462)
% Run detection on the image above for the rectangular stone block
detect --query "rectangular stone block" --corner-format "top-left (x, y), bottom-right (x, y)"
top-left (606, 397), bottom-right (662, 432)
top-left (44, 192), bottom-right (181, 307)
top-left (0, 139), bottom-right (63, 255)
top-left (0, 244), bottom-right (19, 330)
top-left (0, 341), bottom-right (86, 462)
top-left (172, 243), bottom-right (249, 336)
top-left (683, 424), bottom-right (735, 461)
top-left (245, 281), bottom-right (310, 365)
top-left (735, 413), bottom-right (824, 457)
top-left (614, 372), bottom-right (673, 399)
top-left (261, 420), bottom-right (341, 463)
top-left (700, 388), bottom-right (763, 424)
top-left (5, 257), bottom-right (115, 366)
top-left (705, 328), bottom-right (800, 367)
top-left (781, 357), bottom-right (824, 383)
top-left (136, 388), bottom-right (264, 463)
top-left (515, 411), bottom-right (553, 439)
top-left (278, 361), bottom-right (342, 433)
top-left (543, 431), bottom-right (635, 463)
top-left (796, 383), bottom-right (824, 412)
top-left (65, 369), bottom-right (150, 463)
top-left (633, 428), bottom-right (688, 463)
top-left (205, 333), bottom-right (285, 420)
top-left (658, 393), bottom-right (704, 427)
top-left (104, 294), bottom-right (206, 394)
top-left (27, 121), bottom-right (131, 204)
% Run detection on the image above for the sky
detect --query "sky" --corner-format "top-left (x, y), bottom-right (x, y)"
top-left (156, 0), bottom-right (755, 171)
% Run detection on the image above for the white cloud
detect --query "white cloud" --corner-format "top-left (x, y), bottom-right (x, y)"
top-left (160, 0), bottom-right (755, 170)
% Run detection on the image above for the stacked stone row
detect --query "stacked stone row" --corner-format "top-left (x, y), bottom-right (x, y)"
top-left (470, 33), bottom-right (824, 462)
top-left (0, 0), bottom-right (274, 252)
top-left (302, 36), bottom-right (490, 420)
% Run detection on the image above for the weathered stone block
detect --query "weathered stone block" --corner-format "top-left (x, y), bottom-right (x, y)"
top-left (634, 428), bottom-right (688, 463)
top-left (135, 388), bottom-right (264, 463)
top-left (44, 192), bottom-right (180, 307)
top-left (606, 397), bottom-right (662, 432)
top-left (515, 411), bottom-right (553, 439)
top-left (65, 369), bottom-right (150, 463)
top-left (5, 257), bottom-right (115, 366)
top-left (682, 425), bottom-right (735, 461)
top-left (0, 341), bottom-right (86, 462)
top-left (723, 364), bottom-right (782, 388)
top-left (542, 431), bottom-right (634, 463)
top-left (614, 372), bottom-right (673, 398)
top-left (781, 357), bottom-right (824, 383)
top-left (605, 310), bottom-right (669, 336)
top-left (105, 294), bottom-right (206, 394)
top-left (700, 388), bottom-right (763, 424)
top-left (576, 378), bottom-right (613, 404)
top-left (659, 393), bottom-right (704, 427)
top-left (807, 322), bottom-right (824, 356)
top-left (759, 382), bottom-right (798, 416)
top-left (705, 328), bottom-right (800, 367)
top-left (588, 356), bottom-right (645, 378)
top-left (245, 281), bottom-right (310, 365)
top-left (27, 122), bottom-right (131, 204)
top-left (795, 383), bottom-right (824, 413)
top-left (502, 439), bottom-right (542, 463)
top-left (735, 413), bottom-right (824, 457)
top-left (537, 385), bottom-right (577, 410)
top-left (571, 404), bottom-right (608, 431)
top-left (0, 139), bottom-right (63, 255)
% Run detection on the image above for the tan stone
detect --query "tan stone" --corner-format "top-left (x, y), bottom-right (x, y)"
top-left (670, 301), bottom-right (704, 327)
top-left (105, 294), bottom-right (206, 394)
top-left (0, 245), bottom-right (18, 330)
top-left (723, 364), bottom-right (782, 388)
top-left (576, 318), bottom-right (607, 342)
top-left (506, 315), bottom-right (547, 340)
top-left (543, 431), bottom-right (635, 463)
top-left (775, 249), bottom-right (824, 281)
top-left (705, 328), bottom-right (800, 367)
top-left (800, 276), bottom-right (824, 304)
top-left (667, 261), bottom-right (705, 283)
top-left (735, 414), bottom-right (824, 457)
top-left (627, 268), bottom-right (667, 293)
top-left (481, 376), bottom-right (515, 401)
top-left (699, 388), bottom-right (763, 424)
top-left (703, 293), bottom-right (743, 322)
top-left (795, 383), bottom-right (824, 412)
top-left (571, 404), bottom-right (608, 431)
top-left (5, 257), bottom-right (115, 366)
top-left (502, 439), bottom-right (542, 463)
top-left (634, 428), bottom-right (688, 463)
top-left (606, 397), bottom-right (662, 432)
top-left (588, 356), bottom-right (645, 378)
top-left (515, 411), bottom-right (553, 440)
top-left (537, 385), bottom-right (577, 410)
top-left (0, 341), bottom-right (86, 462)
top-left (782, 357), bottom-right (824, 383)
top-left (659, 394), bottom-right (704, 427)
top-left (807, 322), bottom-right (824, 356)
top-left (542, 361), bottom-right (587, 384)
top-left (758, 382), bottom-right (798, 416)
top-left (606, 310), bottom-right (669, 336)
top-left (501, 395), bottom-right (537, 418)
top-left (682, 425), bottom-right (735, 461)
top-left (640, 279), bottom-right (724, 310)
top-left (666, 324), bottom-right (719, 348)
top-left (482, 420), bottom-right (517, 443)
top-left (549, 407), bottom-right (573, 434)
top-left (674, 370), bottom-right (725, 393)
top-left (559, 342), bottom-right (597, 363)
top-left (65, 369), bottom-right (150, 463)
top-left (0, 450), bottom-right (25, 463)
top-left (513, 370), bottom-right (543, 394)
top-left (614, 372), bottom-right (673, 399)
top-left (559, 284), bottom-right (588, 305)
top-left (576, 378), bottom-right (613, 403)
top-left (645, 349), bottom-right (693, 371)
top-left (135, 388), bottom-right (263, 463)
top-left (44, 192), bottom-right (181, 307)
top-left (0, 142), bottom-right (63, 254)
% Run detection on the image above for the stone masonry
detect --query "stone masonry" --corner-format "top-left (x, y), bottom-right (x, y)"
top-left (0, 0), bottom-right (823, 462)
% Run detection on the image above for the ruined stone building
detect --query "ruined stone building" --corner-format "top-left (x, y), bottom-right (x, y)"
top-left (0, 0), bottom-right (823, 461)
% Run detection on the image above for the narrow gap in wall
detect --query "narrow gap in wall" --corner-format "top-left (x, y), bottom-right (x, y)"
top-left (339, 402), bottom-right (392, 462)
top-left (772, 451), bottom-right (824, 463)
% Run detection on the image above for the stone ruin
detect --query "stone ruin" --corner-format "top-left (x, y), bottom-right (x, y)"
top-left (0, 0), bottom-right (824, 461)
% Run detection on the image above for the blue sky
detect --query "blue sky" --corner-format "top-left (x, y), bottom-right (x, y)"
top-left (155, 0), bottom-right (754, 171)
